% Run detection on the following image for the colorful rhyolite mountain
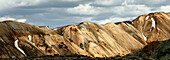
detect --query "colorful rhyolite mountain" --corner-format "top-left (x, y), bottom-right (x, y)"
top-left (0, 12), bottom-right (169, 58)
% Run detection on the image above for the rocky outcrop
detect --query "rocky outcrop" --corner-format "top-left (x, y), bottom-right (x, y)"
top-left (126, 39), bottom-right (170, 60)
top-left (0, 12), bottom-right (169, 58)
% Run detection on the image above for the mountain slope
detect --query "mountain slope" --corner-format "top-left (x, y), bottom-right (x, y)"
top-left (125, 39), bottom-right (170, 60)
top-left (0, 12), bottom-right (169, 58)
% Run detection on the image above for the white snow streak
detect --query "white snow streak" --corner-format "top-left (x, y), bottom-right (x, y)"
top-left (151, 18), bottom-right (156, 28)
top-left (28, 35), bottom-right (35, 45)
top-left (145, 16), bottom-right (149, 20)
top-left (132, 21), bottom-right (133, 24)
top-left (158, 32), bottom-right (160, 36)
top-left (142, 33), bottom-right (147, 41)
top-left (28, 35), bottom-right (32, 41)
top-left (14, 40), bottom-right (27, 56)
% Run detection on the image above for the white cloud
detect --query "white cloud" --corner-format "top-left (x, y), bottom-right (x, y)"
top-left (0, 0), bottom-right (168, 28)
top-left (74, 17), bottom-right (93, 22)
top-left (144, 0), bottom-right (166, 5)
top-left (91, 16), bottom-right (135, 24)
top-left (111, 4), bottom-right (151, 17)
top-left (17, 19), bottom-right (27, 22)
top-left (61, 0), bottom-right (81, 2)
top-left (122, 0), bottom-right (135, 6)
top-left (146, 0), bottom-right (166, 4)
top-left (66, 0), bottom-right (151, 25)
top-left (67, 3), bottom-right (101, 15)
top-left (0, 17), bottom-right (27, 22)
top-left (0, 0), bottom-right (43, 11)
top-left (93, 0), bottom-right (123, 6)
top-left (124, 0), bottom-right (167, 5)
top-left (73, 16), bottom-right (135, 24)
top-left (0, 17), bottom-right (15, 21)
top-left (160, 5), bottom-right (170, 12)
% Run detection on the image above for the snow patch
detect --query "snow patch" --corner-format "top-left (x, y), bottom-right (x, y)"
top-left (14, 40), bottom-right (27, 56)
top-left (158, 32), bottom-right (160, 36)
top-left (28, 35), bottom-right (36, 45)
top-left (151, 18), bottom-right (156, 28)
top-left (28, 35), bottom-right (32, 41)
top-left (53, 29), bottom-right (57, 30)
top-left (132, 21), bottom-right (133, 24)
top-left (150, 27), bottom-right (152, 31)
top-left (142, 33), bottom-right (147, 41)
top-left (145, 16), bottom-right (149, 20)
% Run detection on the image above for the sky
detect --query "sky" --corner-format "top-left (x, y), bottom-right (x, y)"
top-left (0, 0), bottom-right (169, 28)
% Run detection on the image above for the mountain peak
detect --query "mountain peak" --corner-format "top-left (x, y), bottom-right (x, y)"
top-left (0, 12), bottom-right (169, 58)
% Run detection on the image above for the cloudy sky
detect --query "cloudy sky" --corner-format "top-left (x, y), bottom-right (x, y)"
top-left (0, 0), bottom-right (169, 28)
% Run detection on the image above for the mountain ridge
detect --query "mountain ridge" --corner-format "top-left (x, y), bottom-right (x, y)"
top-left (0, 12), bottom-right (169, 58)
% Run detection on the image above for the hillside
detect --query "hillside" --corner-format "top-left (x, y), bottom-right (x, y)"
top-left (0, 12), bottom-right (169, 58)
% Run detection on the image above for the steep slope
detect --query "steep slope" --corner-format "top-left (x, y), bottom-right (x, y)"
top-left (0, 21), bottom-right (45, 58)
top-left (117, 12), bottom-right (170, 43)
top-left (132, 12), bottom-right (170, 42)
top-left (0, 12), bottom-right (169, 58)
top-left (56, 22), bottom-right (144, 57)
top-left (126, 39), bottom-right (170, 60)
